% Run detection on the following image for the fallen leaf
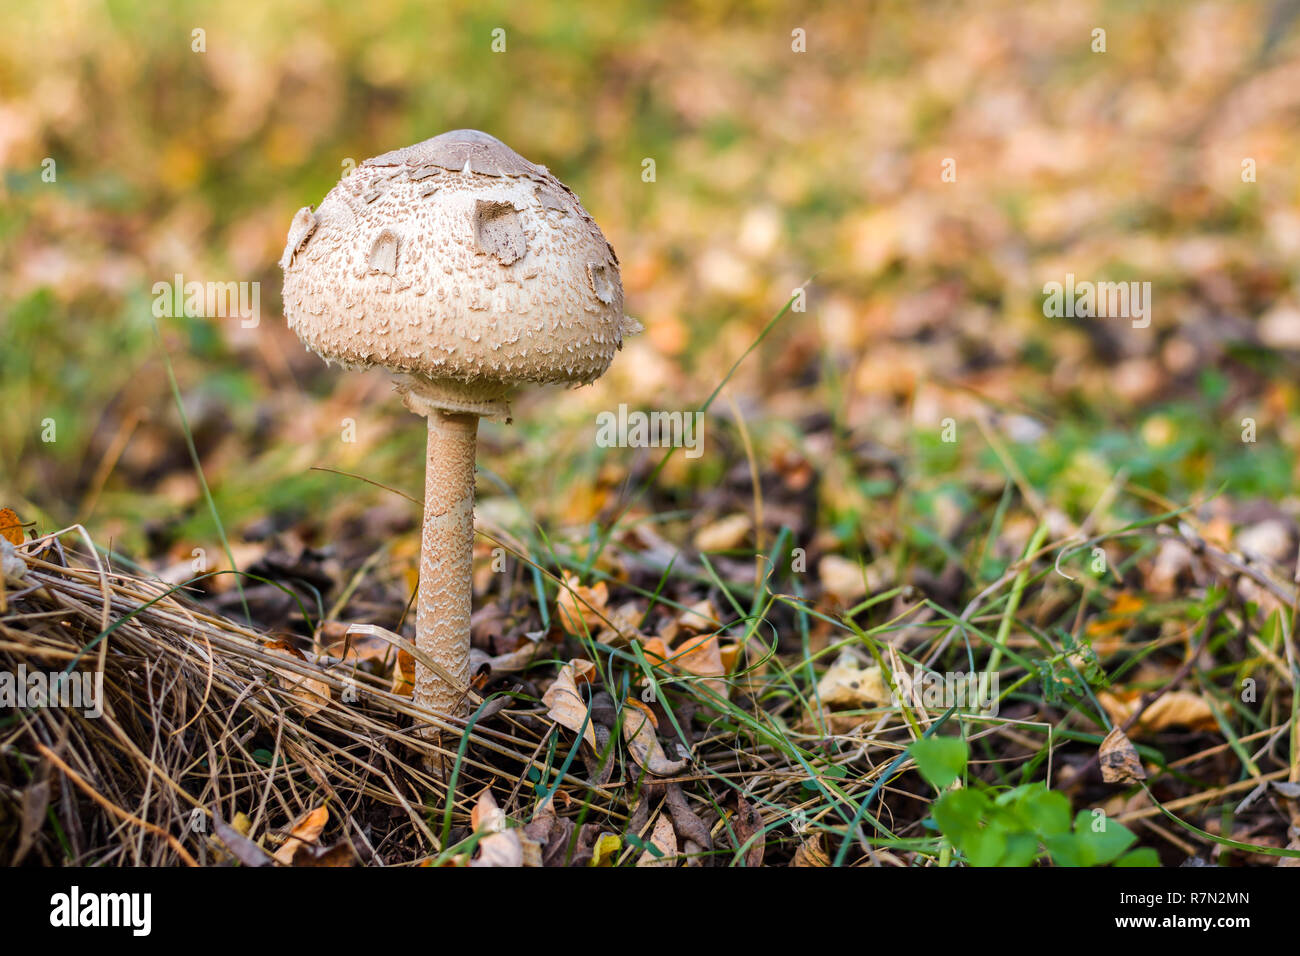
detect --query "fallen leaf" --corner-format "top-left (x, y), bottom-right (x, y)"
top-left (718, 642), bottom-right (742, 673)
top-left (677, 598), bottom-right (719, 632)
top-left (471, 789), bottom-right (507, 834)
top-left (1098, 690), bottom-right (1218, 735)
top-left (481, 638), bottom-right (545, 675)
top-left (542, 659), bottom-right (599, 751)
top-left (212, 810), bottom-right (274, 867)
top-left (819, 555), bottom-right (866, 604)
top-left (668, 633), bottom-right (728, 700)
top-left (313, 619), bottom-right (394, 664)
top-left (637, 813), bottom-right (677, 867)
top-left (524, 798), bottom-right (579, 867)
top-left (14, 772), bottom-right (50, 865)
top-left (468, 790), bottom-right (522, 866)
top-left (0, 508), bottom-right (23, 545)
top-left (1099, 726), bottom-right (1146, 784)
top-left (640, 636), bottom-right (670, 667)
top-left (733, 795), bottom-right (765, 867)
top-left (664, 783), bottom-right (712, 851)
top-left (622, 699), bottom-right (689, 776)
top-left (587, 832), bottom-right (622, 867)
top-left (472, 830), bottom-right (524, 867)
top-left (694, 514), bottom-right (752, 552)
top-left (1087, 592), bottom-right (1146, 638)
top-left (392, 648), bottom-right (415, 697)
top-left (274, 804), bottom-right (329, 865)
top-left (555, 572), bottom-right (610, 635)
top-left (262, 641), bottom-right (331, 716)
top-left (793, 833), bottom-right (830, 867)
top-left (816, 653), bottom-right (891, 707)
top-left (519, 831), bottom-right (544, 867)
top-left (289, 841), bottom-right (356, 867)
top-left (595, 600), bottom-right (644, 645)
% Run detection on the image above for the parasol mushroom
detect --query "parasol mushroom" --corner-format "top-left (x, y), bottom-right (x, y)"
top-left (280, 129), bottom-right (638, 733)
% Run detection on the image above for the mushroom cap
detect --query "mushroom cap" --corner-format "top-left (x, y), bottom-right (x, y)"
top-left (281, 130), bottom-right (636, 418)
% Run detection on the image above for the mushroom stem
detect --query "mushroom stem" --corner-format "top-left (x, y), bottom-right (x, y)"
top-left (414, 409), bottom-right (479, 722)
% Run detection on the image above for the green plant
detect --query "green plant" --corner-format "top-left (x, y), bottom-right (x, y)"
top-left (911, 736), bottom-right (1159, 867)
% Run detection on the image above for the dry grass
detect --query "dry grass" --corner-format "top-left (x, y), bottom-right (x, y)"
top-left (0, 525), bottom-right (593, 866)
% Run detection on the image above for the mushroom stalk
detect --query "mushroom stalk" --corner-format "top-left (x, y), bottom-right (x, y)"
top-left (414, 409), bottom-right (478, 720)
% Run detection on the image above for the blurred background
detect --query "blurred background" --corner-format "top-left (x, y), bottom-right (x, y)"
top-left (2, 0), bottom-right (1299, 589)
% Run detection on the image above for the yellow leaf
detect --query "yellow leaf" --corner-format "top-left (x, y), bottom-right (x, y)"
top-left (587, 833), bottom-right (622, 867)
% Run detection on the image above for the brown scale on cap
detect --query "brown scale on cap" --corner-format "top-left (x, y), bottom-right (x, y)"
top-left (280, 130), bottom-right (640, 757)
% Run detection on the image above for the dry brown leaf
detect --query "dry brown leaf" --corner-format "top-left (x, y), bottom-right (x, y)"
top-left (595, 600), bottom-right (644, 645)
top-left (669, 633), bottom-right (728, 700)
top-left (793, 833), bottom-right (830, 867)
top-left (677, 598), bottom-right (719, 632)
top-left (519, 831), bottom-right (544, 867)
top-left (555, 572), bottom-right (610, 635)
top-left (274, 804), bottom-right (329, 865)
top-left (483, 639), bottom-right (545, 675)
top-left (637, 813), bottom-right (678, 867)
top-left (262, 641), bottom-right (331, 716)
top-left (1099, 726), bottom-right (1146, 784)
top-left (664, 784), bottom-right (712, 852)
top-left (391, 647), bottom-right (415, 697)
top-left (0, 508), bottom-right (24, 545)
top-left (819, 555), bottom-right (866, 603)
top-left (472, 830), bottom-right (524, 867)
top-left (733, 795), bottom-right (765, 867)
top-left (313, 619), bottom-right (393, 664)
top-left (289, 841), bottom-right (356, 867)
top-left (542, 658), bottom-right (599, 751)
top-left (1098, 690), bottom-right (1218, 735)
top-left (622, 699), bottom-right (689, 776)
top-left (640, 636), bottom-right (670, 666)
top-left (1087, 592), bottom-right (1146, 638)
top-left (212, 812), bottom-right (274, 867)
top-left (471, 789), bottom-right (507, 833)
top-left (468, 790), bottom-right (523, 867)
top-left (816, 653), bottom-right (890, 707)
top-left (694, 514), bottom-right (752, 552)
top-left (14, 774), bottom-right (50, 866)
